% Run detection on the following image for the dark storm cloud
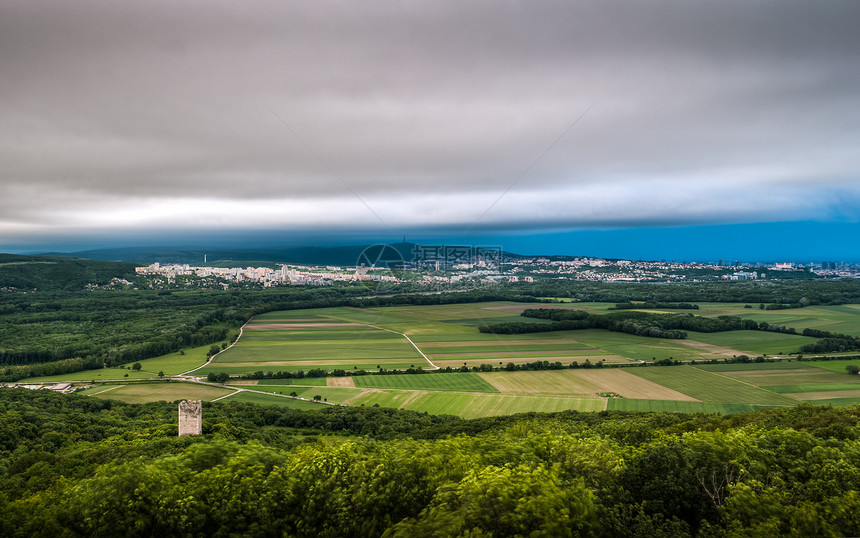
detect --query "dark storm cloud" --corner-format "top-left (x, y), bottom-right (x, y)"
top-left (1, 0), bottom-right (859, 243)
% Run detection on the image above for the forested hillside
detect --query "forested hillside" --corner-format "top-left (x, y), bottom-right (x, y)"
top-left (0, 254), bottom-right (138, 291)
top-left (2, 389), bottom-right (860, 536)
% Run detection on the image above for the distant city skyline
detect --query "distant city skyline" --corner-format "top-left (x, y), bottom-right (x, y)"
top-left (1, 1), bottom-right (858, 257)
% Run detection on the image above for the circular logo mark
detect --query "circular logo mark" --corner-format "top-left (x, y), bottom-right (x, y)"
top-left (355, 244), bottom-right (407, 288)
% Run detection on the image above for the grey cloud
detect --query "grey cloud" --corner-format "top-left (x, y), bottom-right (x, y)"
top-left (1, 0), bottom-right (859, 242)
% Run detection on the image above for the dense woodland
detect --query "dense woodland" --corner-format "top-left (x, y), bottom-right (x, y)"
top-left (2, 389), bottom-right (860, 536)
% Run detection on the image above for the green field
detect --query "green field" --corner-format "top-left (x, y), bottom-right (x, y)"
top-left (353, 373), bottom-right (498, 393)
top-left (22, 368), bottom-right (154, 383)
top-left (606, 399), bottom-right (775, 414)
top-left (221, 391), bottom-right (329, 409)
top-left (347, 389), bottom-right (604, 418)
top-left (765, 383), bottom-right (860, 394)
top-left (570, 330), bottom-right (709, 362)
top-left (136, 343), bottom-right (214, 375)
top-left (243, 386), bottom-right (365, 403)
top-left (253, 378), bottom-right (329, 386)
top-left (628, 366), bottom-right (798, 405)
top-left (685, 330), bottom-right (817, 355)
top-left (90, 382), bottom-right (232, 403)
top-left (694, 361), bottom-right (814, 372)
top-left (803, 359), bottom-right (860, 373)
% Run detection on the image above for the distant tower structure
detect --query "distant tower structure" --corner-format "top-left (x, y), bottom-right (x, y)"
top-left (178, 400), bottom-right (202, 436)
top-left (204, 253), bottom-right (207, 264)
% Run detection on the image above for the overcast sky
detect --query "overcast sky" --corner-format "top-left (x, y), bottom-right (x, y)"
top-left (2, 0), bottom-right (859, 251)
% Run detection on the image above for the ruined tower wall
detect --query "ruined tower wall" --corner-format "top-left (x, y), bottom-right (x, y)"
top-left (178, 400), bottom-right (202, 436)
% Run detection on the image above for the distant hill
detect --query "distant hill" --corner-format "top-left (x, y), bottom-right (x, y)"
top-left (0, 254), bottom-right (139, 291)
top-left (41, 243), bottom-right (524, 267)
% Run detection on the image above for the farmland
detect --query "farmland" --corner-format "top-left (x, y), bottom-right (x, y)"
top-left (89, 382), bottom-right (232, 403)
top-left (27, 300), bottom-right (860, 417)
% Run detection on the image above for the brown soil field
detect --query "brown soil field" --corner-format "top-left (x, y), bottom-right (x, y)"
top-left (244, 323), bottom-right (364, 330)
top-left (479, 369), bottom-right (698, 401)
top-left (787, 389), bottom-right (860, 400)
top-left (226, 380), bottom-right (259, 385)
top-left (720, 368), bottom-right (853, 386)
top-left (327, 377), bottom-right (356, 387)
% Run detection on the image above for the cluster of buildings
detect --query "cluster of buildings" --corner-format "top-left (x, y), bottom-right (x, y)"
top-left (10, 382), bottom-right (74, 393)
top-left (135, 262), bottom-right (399, 287)
top-left (129, 256), bottom-right (859, 290)
top-left (505, 257), bottom-right (726, 282)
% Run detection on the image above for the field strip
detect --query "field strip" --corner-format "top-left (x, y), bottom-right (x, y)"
top-left (182, 321), bottom-right (248, 375)
top-left (245, 323), bottom-right (363, 330)
top-left (690, 366), bottom-right (800, 404)
top-left (249, 318), bottom-right (337, 322)
top-left (787, 389), bottom-right (860, 400)
top-left (429, 349), bottom-right (599, 357)
top-left (89, 385), bottom-right (123, 396)
top-left (400, 390), bottom-right (428, 407)
top-left (479, 369), bottom-right (699, 401)
top-left (479, 305), bottom-right (588, 313)
top-left (675, 339), bottom-right (741, 357)
top-left (367, 324), bottom-right (439, 369)
top-left (342, 388), bottom-right (378, 405)
top-left (418, 339), bottom-right (597, 347)
top-left (327, 377), bottom-right (356, 387)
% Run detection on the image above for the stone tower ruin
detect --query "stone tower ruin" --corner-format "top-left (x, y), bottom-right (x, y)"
top-left (178, 400), bottom-right (202, 436)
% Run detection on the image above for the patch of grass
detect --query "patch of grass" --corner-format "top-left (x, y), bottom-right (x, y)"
top-left (804, 397), bottom-right (860, 408)
top-left (628, 366), bottom-right (798, 405)
top-left (570, 329), bottom-right (706, 361)
top-left (606, 399), bottom-right (775, 414)
top-left (221, 391), bottom-right (327, 409)
top-left (89, 382), bottom-right (232, 403)
top-left (255, 378), bottom-right (329, 386)
top-left (766, 383), bottom-right (860, 394)
top-left (347, 390), bottom-right (604, 418)
top-left (807, 359), bottom-right (860, 373)
top-left (352, 373), bottom-right (498, 393)
top-left (685, 330), bottom-right (816, 355)
top-left (22, 368), bottom-right (154, 383)
top-left (694, 362), bottom-right (815, 371)
top-left (136, 343), bottom-right (215, 375)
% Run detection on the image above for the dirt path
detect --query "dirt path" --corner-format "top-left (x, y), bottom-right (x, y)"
top-left (366, 324), bottom-right (439, 370)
